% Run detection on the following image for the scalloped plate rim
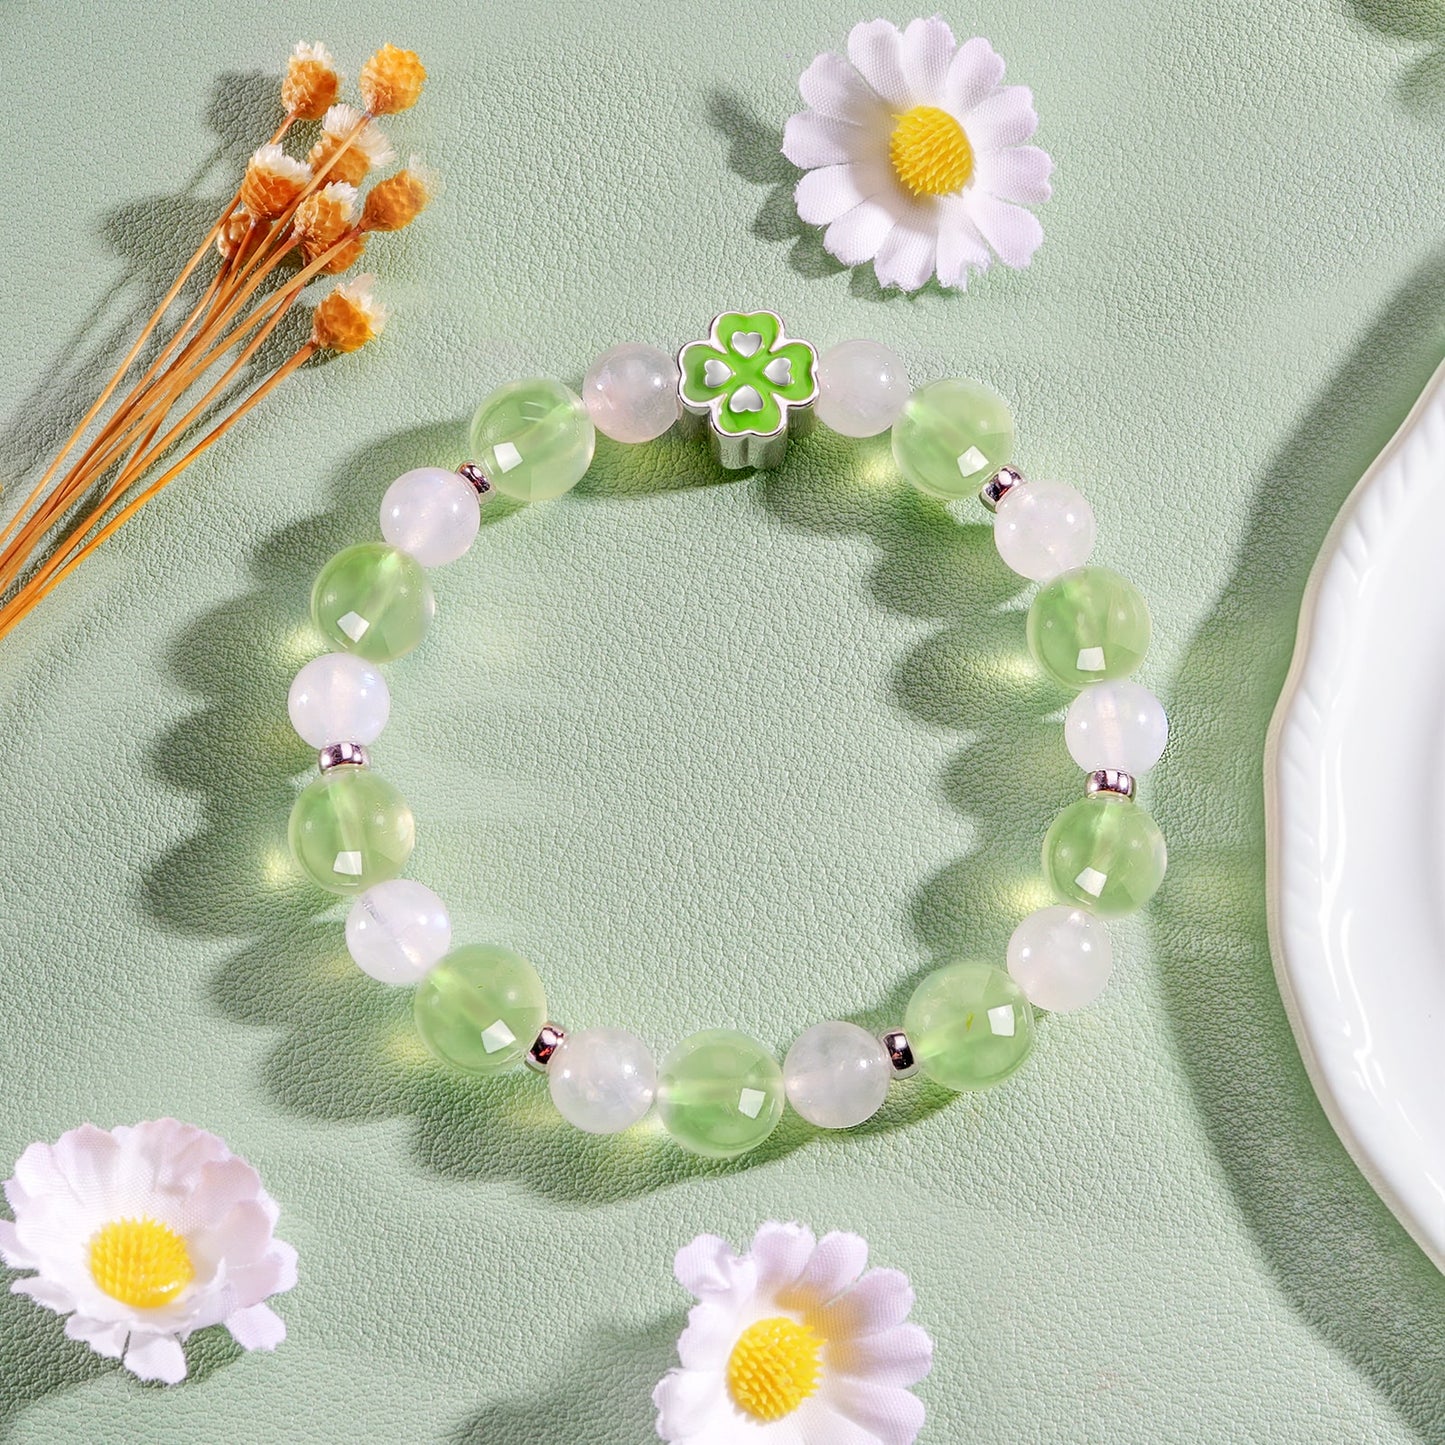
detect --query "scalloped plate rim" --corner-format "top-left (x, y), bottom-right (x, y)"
top-left (1264, 353), bottom-right (1445, 1272)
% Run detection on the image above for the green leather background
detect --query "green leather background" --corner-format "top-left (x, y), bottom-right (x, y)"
top-left (3, 0), bottom-right (1445, 1439)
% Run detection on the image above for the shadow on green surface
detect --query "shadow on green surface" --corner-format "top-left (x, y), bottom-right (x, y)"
top-left (1153, 251), bottom-right (1445, 1438)
top-left (143, 415), bottom-right (1012, 1208)
top-left (1345, 0), bottom-right (1445, 118)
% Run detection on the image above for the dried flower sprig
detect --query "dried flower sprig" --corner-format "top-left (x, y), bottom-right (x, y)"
top-left (0, 41), bottom-right (432, 644)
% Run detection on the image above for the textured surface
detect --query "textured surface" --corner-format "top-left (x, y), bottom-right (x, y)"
top-left (1, 0), bottom-right (1444, 1441)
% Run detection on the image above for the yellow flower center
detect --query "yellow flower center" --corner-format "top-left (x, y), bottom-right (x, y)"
top-left (88, 1217), bottom-right (194, 1309)
top-left (889, 105), bottom-right (975, 196)
top-left (726, 1316), bottom-right (824, 1422)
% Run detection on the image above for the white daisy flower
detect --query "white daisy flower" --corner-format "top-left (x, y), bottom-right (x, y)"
top-left (0, 1119), bottom-right (298, 1385)
top-left (653, 1221), bottom-right (933, 1444)
top-left (782, 17), bottom-right (1053, 292)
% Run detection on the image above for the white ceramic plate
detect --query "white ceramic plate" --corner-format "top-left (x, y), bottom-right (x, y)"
top-left (1267, 355), bottom-right (1445, 1271)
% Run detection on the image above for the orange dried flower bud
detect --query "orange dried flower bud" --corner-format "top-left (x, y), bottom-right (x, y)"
top-left (307, 103), bottom-right (394, 187)
top-left (359, 44), bottom-right (426, 115)
top-left (241, 144), bottom-right (311, 221)
top-left (216, 208), bottom-right (253, 261)
top-left (321, 234), bottom-right (367, 274)
top-left (282, 41), bottom-right (340, 120)
top-left (362, 167), bottom-right (433, 231)
top-left (312, 275), bottom-right (387, 352)
top-left (295, 181), bottom-right (358, 260)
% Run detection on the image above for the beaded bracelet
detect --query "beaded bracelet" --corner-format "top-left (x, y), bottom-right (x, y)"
top-left (283, 310), bottom-right (1169, 1160)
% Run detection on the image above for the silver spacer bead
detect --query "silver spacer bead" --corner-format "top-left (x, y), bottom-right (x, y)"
top-left (1085, 768), bottom-right (1136, 800)
top-left (457, 461), bottom-right (494, 496)
top-left (525, 1022), bottom-right (567, 1073)
top-left (318, 741), bottom-right (370, 771)
top-left (880, 1028), bottom-right (920, 1079)
top-left (980, 464), bottom-right (1026, 512)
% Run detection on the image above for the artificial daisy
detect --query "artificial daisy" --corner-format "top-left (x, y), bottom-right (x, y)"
top-left (782, 17), bottom-right (1052, 292)
top-left (654, 1221), bottom-right (932, 1444)
top-left (0, 1119), bottom-right (298, 1385)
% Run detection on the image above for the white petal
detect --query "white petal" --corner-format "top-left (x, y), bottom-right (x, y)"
top-left (749, 1222), bottom-right (816, 1295)
top-left (943, 36), bottom-right (1006, 115)
top-left (935, 202), bottom-right (992, 289)
top-left (828, 1377), bottom-right (927, 1445)
top-left (65, 1313), bottom-right (128, 1359)
top-left (192, 1199), bottom-right (274, 1275)
top-left (966, 192), bottom-right (1044, 268)
top-left (184, 1156), bottom-right (268, 1231)
top-left (796, 164), bottom-right (869, 226)
top-left (0, 1218), bottom-right (36, 1268)
top-left (675, 1234), bottom-right (736, 1298)
top-left (798, 51), bottom-right (889, 127)
top-left (47, 1126), bottom-right (122, 1209)
top-left (677, 1299), bottom-right (740, 1371)
top-left (846, 19), bottom-right (910, 108)
top-left (791, 1231), bottom-right (868, 1307)
top-left (873, 224), bottom-right (938, 292)
top-left (815, 1268), bottom-right (915, 1340)
top-left (899, 17), bottom-right (957, 105)
top-left (823, 202), bottom-right (897, 267)
top-left (965, 85), bottom-right (1039, 151)
top-left (973, 144), bottom-right (1053, 206)
top-left (13, 1273), bottom-right (75, 1314)
top-left (226, 1241), bottom-right (299, 1307)
top-left (782, 113), bottom-right (866, 170)
top-left (12, 1140), bottom-right (71, 1203)
top-left (795, 1402), bottom-right (879, 1445)
top-left (226, 1302), bottom-right (286, 1351)
top-left (829, 1322), bottom-right (934, 1388)
top-left (653, 1367), bottom-right (727, 1439)
top-left (124, 1331), bottom-right (188, 1385)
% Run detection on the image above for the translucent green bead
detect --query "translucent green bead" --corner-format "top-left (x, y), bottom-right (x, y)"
top-left (890, 378), bottom-right (1014, 502)
top-left (312, 543), bottom-right (435, 663)
top-left (903, 960), bottom-right (1034, 1091)
top-left (413, 945), bottom-right (547, 1075)
top-left (287, 767), bottom-right (415, 896)
top-left (1026, 565), bottom-right (1151, 688)
top-left (1042, 794), bottom-right (1167, 917)
top-left (469, 378), bottom-right (596, 502)
top-left (657, 1029), bottom-right (784, 1159)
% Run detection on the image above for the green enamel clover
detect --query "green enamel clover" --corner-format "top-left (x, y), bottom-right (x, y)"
top-left (677, 311), bottom-right (819, 470)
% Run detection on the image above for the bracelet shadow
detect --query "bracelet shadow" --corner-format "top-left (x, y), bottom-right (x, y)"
top-left (143, 386), bottom-right (1067, 1207)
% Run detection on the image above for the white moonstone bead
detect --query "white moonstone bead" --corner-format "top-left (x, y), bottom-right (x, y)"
top-left (783, 1020), bottom-right (891, 1129)
top-left (288, 652), bottom-right (390, 748)
top-left (814, 339), bottom-right (910, 438)
top-left (993, 479), bottom-right (1097, 581)
top-left (1065, 680), bottom-right (1169, 774)
top-left (379, 466), bottom-right (481, 567)
top-left (582, 343), bottom-right (681, 444)
top-left (345, 880), bottom-right (453, 985)
top-left (1007, 905), bottom-right (1113, 1012)
top-left (549, 1028), bottom-right (657, 1134)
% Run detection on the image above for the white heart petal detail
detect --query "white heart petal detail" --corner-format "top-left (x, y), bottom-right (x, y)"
top-left (703, 358), bottom-right (731, 387)
top-left (763, 357), bottom-right (792, 386)
top-left (730, 385), bottom-right (764, 413)
top-left (730, 332), bottom-right (763, 358)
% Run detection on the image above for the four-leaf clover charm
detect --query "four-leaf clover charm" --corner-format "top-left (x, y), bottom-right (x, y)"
top-left (677, 311), bottom-right (819, 470)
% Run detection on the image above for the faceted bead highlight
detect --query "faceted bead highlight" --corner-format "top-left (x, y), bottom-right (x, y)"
top-left (891, 378), bottom-right (1014, 501)
top-left (1042, 794), bottom-right (1167, 917)
top-left (1026, 566), bottom-right (1151, 689)
top-left (903, 961), bottom-right (1034, 1091)
top-left (413, 944), bottom-right (547, 1074)
top-left (657, 1029), bottom-right (784, 1159)
top-left (311, 543), bottom-right (435, 663)
top-left (345, 879), bottom-right (452, 984)
top-left (783, 1021), bottom-right (891, 1129)
top-left (288, 767), bottom-right (415, 895)
top-left (549, 1027), bottom-right (658, 1134)
top-left (1007, 905), bottom-right (1113, 1012)
top-left (469, 378), bottom-right (596, 501)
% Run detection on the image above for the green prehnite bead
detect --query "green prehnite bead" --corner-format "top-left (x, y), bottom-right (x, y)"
top-left (657, 1029), bottom-right (785, 1159)
top-left (469, 378), bottom-right (596, 502)
top-left (1042, 794), bottom-right (1167, 917)
top-left (287, 766), bottom-right (415, 896)
top-left (1026, 566), bottom-right (1151, 689)
top-left (903, 961), bottom-right (1034, 1091)
top-left (890, 378), bottom-right (1015, 502)
top-left (312, 543), bottom-right (435, 663)
top-left (413, 944), bottom-right (547, 1075)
